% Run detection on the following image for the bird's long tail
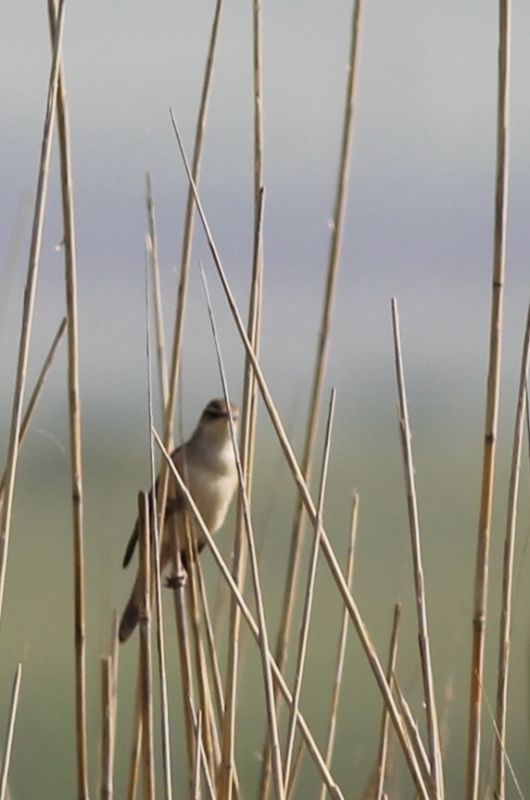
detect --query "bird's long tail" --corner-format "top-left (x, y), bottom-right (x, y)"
top-left (118, 575), bottom-right (141, 643)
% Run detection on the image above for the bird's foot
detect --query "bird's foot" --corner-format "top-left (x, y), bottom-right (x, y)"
top-left (165, 570), bottom-right (187, 590)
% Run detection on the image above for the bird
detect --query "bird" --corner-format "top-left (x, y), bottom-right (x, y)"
top-left (119, 397), bottom-right (239, 643)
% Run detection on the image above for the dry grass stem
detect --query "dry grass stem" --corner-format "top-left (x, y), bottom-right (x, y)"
top-left (493, 302), bottom-right (530, 798)
top-left (0, 0), bottom-right (67, 627)
top-left (0, 664), bottom-right (22, 800)
top-left (285, 740), bottom-right (304, 800)
top-left (138, 492), bottom-right (155, 800)
top-left (145, 262), bottom-right (174, 800)
top-left (392, 676), bottom-right (431, 791)
top-left (100, 657), bottom-right (114, 800)
top-left (199, 264), bottom-right (285, 799)
top-left (163, 0), bottom-right (224, 450)
top-left (318, 493), bottom-right (359, 800)
top-left (152, 427), bottom-right (345, 799)
top-left (183, 527), bottom-right (221, 779)
top-left (47, 1), bottom-right (90, 793)
top-left (187, 697), bottom-right (216, 800)
top-left (219, 188), bottom-right (265, 800)
top-left (391, 297), bottom-right (443, 798)
top-left (375, 604), bottom-right (401, 800)
top-left (169, 119), bottom-right (430, 798)
top-left (126, 681), bottom-right (143, 800)
top-left (154, 6), bottom-right (225, 773)
top-left (265, 5), bottom-right (364, 790)
top-left (192, 711), bottom-right (203, 800)
top-left (145, 173), bottom-right (169, 414)
top-left (466, 2), bottom-right (511, 797)
top-left (0, 317), bottom-right (67, 502)
top-left (167, 514), bottom-right (197, 780)
top-left (283, 389), bottom-right (336, 789)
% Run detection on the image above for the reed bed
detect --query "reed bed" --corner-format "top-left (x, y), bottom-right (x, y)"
top-left (1, 1), bottom-right (529, 798)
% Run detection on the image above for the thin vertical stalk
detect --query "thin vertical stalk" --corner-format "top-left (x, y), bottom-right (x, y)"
top-left (375, 604), bottom-right (402, 800)
top-left (163, 0), bottom-right (224, 448)
top-left (192, 712), bottom-right (203, 800)
top-left (168, 122), bottom-right (431, 797)
top-left (188, 697), bottom-right (217, 800)
top-left (138, 492), bottom-right (155, 800)
top-left (262, 3), bottom-right (363, 791)
top-left (168, 516), bottom-right (196, 782)
top-left (0, 0), bottom-right (67, 627)
top-left (145, 256), bottom-right (173, 800)
top-left (318, 494), bottom-right (359, 800)
top-left (47, 2), bottom-right (89, 796)
top-left (283, 390), bottom-right (336, 789)
top-left (0, 664), bottom-right (22, 800)
top-left (391, 298), bottom-right (443, 798)
top-left (466, 2), bottom-right (511, 797)
top-left (183, 524), bottom-right (220, 778)
top-left (493, 303), bottom-right (530, 799)
top-left (126, 680), bottom-right (142, 800)
top-left (146, 173), bottom-right (169, 416)
top-left (0, 318), bottom-right (67, 502)
top-left (157, 4), bottom-right (224, 775)
top-left (218, 189), bottom-right (264, 800)
top-left (100, 657), bottom-right (114, 800)
top-left (195, 558), bottom-right (225, 725)
top-left (200, 266), bottom-right (285, 799)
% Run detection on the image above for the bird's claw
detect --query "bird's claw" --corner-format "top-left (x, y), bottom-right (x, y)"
top-left (165, 571), bottom-right (187, 590)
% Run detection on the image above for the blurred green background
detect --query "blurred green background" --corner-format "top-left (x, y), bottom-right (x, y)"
top-left (2, 0), bottom-right (530, 796)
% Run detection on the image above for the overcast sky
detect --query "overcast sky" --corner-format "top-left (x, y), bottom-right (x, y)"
top-left (1, 1), bottom-right (530, 427)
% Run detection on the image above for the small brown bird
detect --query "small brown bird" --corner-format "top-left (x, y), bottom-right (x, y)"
top-left (119, 397), bottom-right (239, 643)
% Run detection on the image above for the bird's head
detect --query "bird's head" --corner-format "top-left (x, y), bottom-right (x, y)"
top-left (197, 397), bottom-right (239, 444)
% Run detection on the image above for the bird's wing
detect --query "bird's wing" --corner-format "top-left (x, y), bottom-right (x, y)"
top-left (122, 518), bottom-right (140, 568)
top-left (121, 444), bottom-right (187, 569)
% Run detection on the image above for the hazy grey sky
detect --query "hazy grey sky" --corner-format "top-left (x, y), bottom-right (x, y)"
top-left (1, 1), bottom-right (530, 423)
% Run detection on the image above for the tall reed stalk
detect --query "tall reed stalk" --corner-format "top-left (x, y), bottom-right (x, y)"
top-left (466, 2), bottom-right (511, 797)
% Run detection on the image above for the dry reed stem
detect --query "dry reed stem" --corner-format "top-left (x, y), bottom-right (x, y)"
top-left (145, 264), bottom-right (173, 800)
top-left (285, 740), bottom-right (304, 800)
top-left (493, 302), bottom-right (530, 798)
top-left (187, 697), bottom-right (217, 800)
top-left (138, 492), bottom-right (155, 800)
top-left (262, 2), bottom-right (363, 791)
top-left (392, 676), bottom-right (431, 791)
top-left (283, 390), bottom-right (336, 788)
top-left (391, 298), bottom-right (443, 798)
top-left (152, 428), bottom-right (345, 799)
top-left (146, 174), bottom-right (169, 415)
top-left (0, 317), bottom-right (67, 503)
top-left (218, 189), bottom-right (265, 800)
top-left (169, 119), bottom-right (430, 798)
top-left (268, 0), bottom-right (363, 742)
top-left (479, 679), bottom-right (524, 799)
top-left (126, 679), bottom-right (143, 800)
top-left (163, 0), bottom-right (223, 449)
top-left (0, 664), bottom-right (22, 800)
top-left (192, 711), bottom-right (203, 800)
top-left (100, 657), bottom-right (113, 800)
top-left (318, 493), bottom-right (359, 800)
top-left (195, 559), bottom-right (225, 725)
top-left (466, 2), bottom-right (511, 797)
top-left (200, 265), bottom-right (285, 799)
top-left (182, 525), bottom-right (220, 778)
top-left (47, 2), bottom-right (90, 793)
top-left (375, 604), bottom-right (401, 800)
top-left (0, 0), bottom-right (67, 627)
top-left (168, 515), bottom-right (196, 781)
top-left (155, 4), bottom-right (224, 776)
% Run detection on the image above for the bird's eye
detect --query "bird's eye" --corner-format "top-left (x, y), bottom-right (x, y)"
top-left (205, 408), bottom-right (226, 420)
